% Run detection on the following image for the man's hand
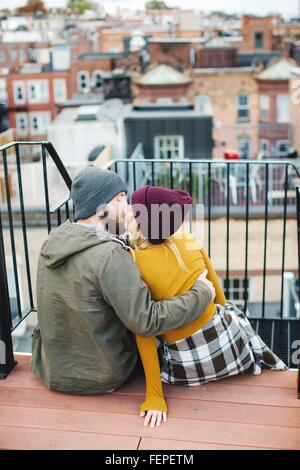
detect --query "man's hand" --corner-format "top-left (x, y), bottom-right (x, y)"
top-left (140, 410), bottom-right (168, 427)
top-left (199, 269), bottom-right (216, 301)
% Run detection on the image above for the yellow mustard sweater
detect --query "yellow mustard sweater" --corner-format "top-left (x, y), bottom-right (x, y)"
top-left (133, 233), bottom-right (226, 413)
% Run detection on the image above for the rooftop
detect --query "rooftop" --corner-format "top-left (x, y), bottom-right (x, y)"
top-left (0, 355), bottom-right (299, 450)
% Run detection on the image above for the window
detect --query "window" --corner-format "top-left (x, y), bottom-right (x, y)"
top-left (15, 113), bottom-right (28, 134)
top-left (260, 95), bottom-right (270, 122)
top-left (13, 81), bottom-right (26, 104)
top-left (237, 95), bottom-right (250, 122)
top-left (18, 49), bottom-right (25, 63)
top-left (27, 80), bottom-right (49, 104)
top-left (237, 135), bottom-right (251, 159)
top-left (92, 71), bottom-right (103, 89)
top-left (0, 51), bottom-right (4, 62)
top-left (154, 135), bottom-right (184, 159)
top-left (29, 112), bottom-right (51, 135)
top-left (277, 95), bottom-right (289, 123)
top-left (53, 79), bottom-right (67, 103)
top-left (0, 79), bottom-right (7, 104)
top-left (77, 71), bottom-right (90, 92)
top-left (194, 94), bottom-right (212, 114)
top-left (222, 278), bottom-right (250, 309)
top-left (276, 140), bottom-right (290, 157)
top-left (260, 139), bottom-right (270, 157)
top-left (10, 49), bottom-right (17, 61)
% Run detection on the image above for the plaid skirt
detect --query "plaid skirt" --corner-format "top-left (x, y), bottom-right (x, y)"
top-left (159, 302), bottom-right (287, 386)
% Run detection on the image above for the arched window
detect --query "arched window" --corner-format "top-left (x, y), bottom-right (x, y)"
top-left (77, 71), bottom-right (90, 93)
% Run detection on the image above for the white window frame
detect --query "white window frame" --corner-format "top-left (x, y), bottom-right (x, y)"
top-left (92, 70), bottom-right (104, 89)
top-left (27, 80), bottom-right (49, 104)
top-left (260, 95), bottom-right (270, 122)
top-left (237, 135), bottom-right (251, 159)
top-left (276, 140), bottom-right (290, 158)
top-left (237, 94), bottom-right (250, 122)
top-left (18, 49), bottom-right (26, 63)
top-left (10, 49), bottom-right (17, 61)
top-left (53, 78), bottom-right (67, 103)
top-left (13, 81), bottom-right (26, 105)
top-left (277, 95), bottom-right (289, 123)
top-left (15, 113), bottom-right (29, 135)
top-left (222, 278), bottom-right (251, 309)
top-left (260, 139), bottom-right (270, 157)
top-left (154, 135), bottom-right (184, 160)
top-left (77, 71), bottom-right (90, 93)
top-left (29, 111), bottom-right (51, 135)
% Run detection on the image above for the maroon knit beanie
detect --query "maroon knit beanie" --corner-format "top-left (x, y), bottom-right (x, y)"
top-left (131, 186), bottom-right (192, 244)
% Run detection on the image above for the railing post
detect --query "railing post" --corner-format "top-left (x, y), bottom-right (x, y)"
top-left (0, 206), bottom-right (17, 379)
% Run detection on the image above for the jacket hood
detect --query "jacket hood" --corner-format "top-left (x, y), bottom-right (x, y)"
top-left (40, 221), bottom-right (115, 268)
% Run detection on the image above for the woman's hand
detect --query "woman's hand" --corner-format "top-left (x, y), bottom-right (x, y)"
top-left (140, 410), bottom-right (168, 427)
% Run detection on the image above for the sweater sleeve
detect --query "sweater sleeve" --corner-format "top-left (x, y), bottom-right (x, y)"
top-left (98, 246), bottom-right (212, 337)
top-left (135, 335), bottom-right (167, 413)
top-left (201, 248), bottom-right (226, 307)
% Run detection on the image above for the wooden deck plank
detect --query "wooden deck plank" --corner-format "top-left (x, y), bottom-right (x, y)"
top-left (115, 376), bottom-right (300, 408)
top-left (139, 437), bottom-right (277, 451)
top-left (1, 387), bottom-right (300, 429)
top-left (1, 354), bottom-right (298, 450)
top-left (0, 426), bottom-right (139, 450)
top-left (0, 405), bottom-right (299, 450)
top-left (11, 355), bottom-right (298, 390)
top-left (3, 368), bottom-right (299, 409)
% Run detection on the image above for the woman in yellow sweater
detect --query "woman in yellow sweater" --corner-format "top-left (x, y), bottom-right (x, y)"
top-left (127, 186), bottom-right (286, 428)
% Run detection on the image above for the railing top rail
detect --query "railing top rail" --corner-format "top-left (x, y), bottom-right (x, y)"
top-left (0, 141), bottom-right (49, 151)
top-left (103, 158), bottom-right (300, 177)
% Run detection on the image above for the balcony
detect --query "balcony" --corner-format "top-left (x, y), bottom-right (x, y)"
top-left (0, 354), bottom-right (299, 450)
top-left (0, 140), bottom-right (299, 450)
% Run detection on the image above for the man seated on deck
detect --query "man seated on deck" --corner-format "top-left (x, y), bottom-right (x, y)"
top-left (31, 167), bottom-right (214, 397)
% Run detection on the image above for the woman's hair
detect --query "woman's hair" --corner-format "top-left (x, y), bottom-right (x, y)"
top-left (127, 215), bottom-right (188, 272)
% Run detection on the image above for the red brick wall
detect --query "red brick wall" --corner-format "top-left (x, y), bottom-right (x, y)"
top-left (257, 79), bottom-right (289, 146)
top-left (241, 16), bottom-right (275, 52)
top-left (148, 42), bottom-right (193, 69)
top-left (6, 70), bottom-right (71, 127)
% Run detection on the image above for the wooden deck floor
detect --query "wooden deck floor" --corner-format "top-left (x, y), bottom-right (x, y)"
top-left (0, 354), bottom-right (299, 450)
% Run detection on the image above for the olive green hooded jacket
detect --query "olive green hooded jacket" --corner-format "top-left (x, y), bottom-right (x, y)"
top-left (31, 221), bottom-right (211, 395)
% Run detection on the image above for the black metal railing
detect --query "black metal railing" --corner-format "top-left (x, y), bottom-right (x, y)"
top-left (0, 148), bottom-right (300, 380)
top-left (0, 141), bottom-right (72, 378)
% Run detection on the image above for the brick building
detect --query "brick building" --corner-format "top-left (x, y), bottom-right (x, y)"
top-left (239, 16), bottom-right (279, 52)
top-left (6, 66), bottom-right (71, 141)
top-left (191, 67), bottom-right (259, 159)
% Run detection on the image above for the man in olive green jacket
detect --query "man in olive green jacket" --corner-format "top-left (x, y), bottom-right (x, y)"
top-left (31, 167), bottom-right (213, 395)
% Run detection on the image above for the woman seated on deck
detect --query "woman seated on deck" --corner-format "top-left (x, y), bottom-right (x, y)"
top-left (125, 186), bottom-right (287, 428)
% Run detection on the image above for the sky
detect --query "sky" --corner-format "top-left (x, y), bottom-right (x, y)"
top-left (0, 0), bottom-right (299, 18)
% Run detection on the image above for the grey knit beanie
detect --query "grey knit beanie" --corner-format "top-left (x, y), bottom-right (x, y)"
top-left (71, 167), bottom-right (127, 221)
